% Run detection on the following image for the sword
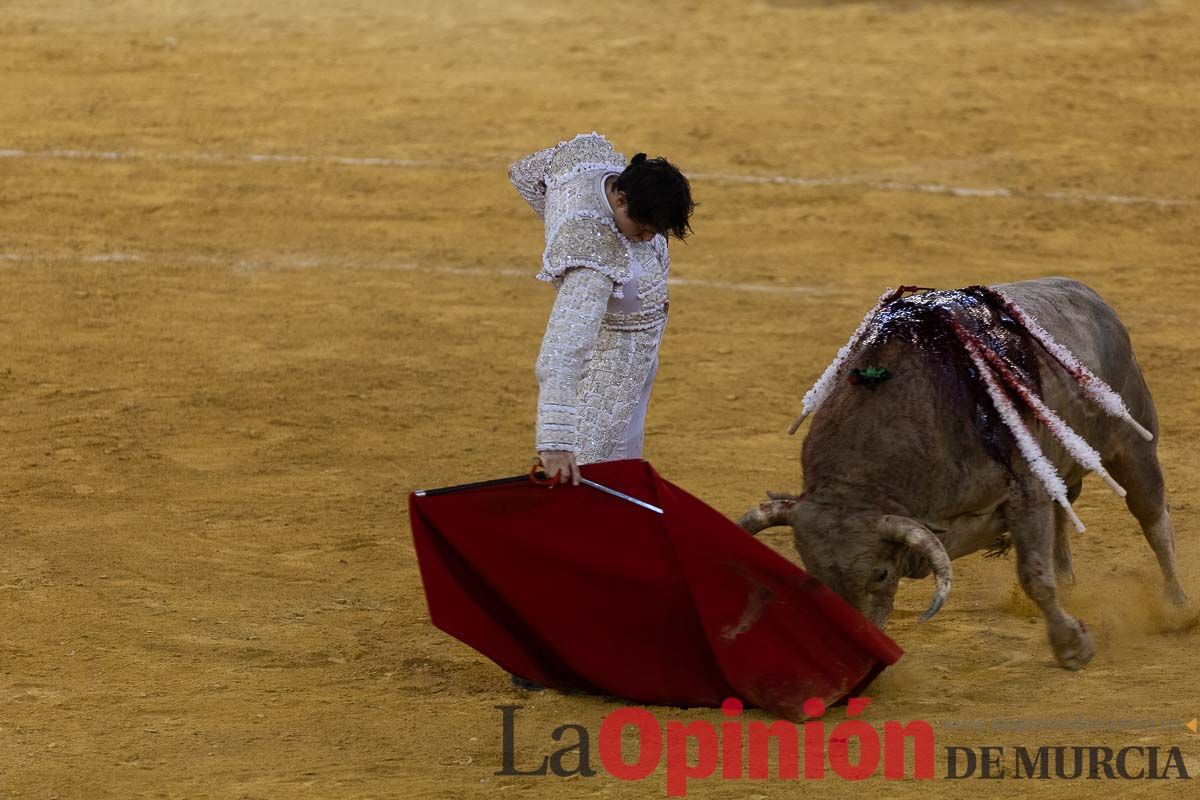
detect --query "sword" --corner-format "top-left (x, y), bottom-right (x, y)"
top-left (414, 467), bottom-right (664, 515)
top-left (528, 461), bottom-right (663, 514)
top-left (578, 477), bottom-right (663, 514)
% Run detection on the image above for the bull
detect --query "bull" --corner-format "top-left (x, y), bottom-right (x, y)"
top-left (741, 278), bottom-right (1189, 669)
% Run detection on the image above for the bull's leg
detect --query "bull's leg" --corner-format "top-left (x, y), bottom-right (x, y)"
top-left (1053, 481), bottom-right (1083, 586)
top-left (1007, 486), bottom-right (1094, 670)
top-left (738, 495), bottom-right (798, 535)
top-left (1105, 449), bottom-right (1189, 607)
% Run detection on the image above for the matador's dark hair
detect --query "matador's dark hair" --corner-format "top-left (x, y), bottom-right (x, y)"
top-left (614, 153), bottom-right (695, 241)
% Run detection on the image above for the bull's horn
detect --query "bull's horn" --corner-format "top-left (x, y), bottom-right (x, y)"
top-left (878, 515), bottom-right (952, 623)
top-left (738, 497), bottom-right (798, 535)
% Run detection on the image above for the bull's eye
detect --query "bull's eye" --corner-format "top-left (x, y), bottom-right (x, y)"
top-left (874, 567), bottom-right (890, 582)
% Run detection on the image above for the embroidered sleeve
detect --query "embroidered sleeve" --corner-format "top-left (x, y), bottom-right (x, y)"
top-left (652, 234), bottom-right (670, 275)
top-left (537, 213), bottom-right (633, 296)
top-left (546, 132), bottom-right (627, 189)
top-left (508, 146), bottom-right (557, 219)
top-left (534, 266), bottom-right (614, 452)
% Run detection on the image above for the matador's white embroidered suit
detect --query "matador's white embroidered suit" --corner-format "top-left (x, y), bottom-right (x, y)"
top-left (508, 133), bottom-right (670, 464)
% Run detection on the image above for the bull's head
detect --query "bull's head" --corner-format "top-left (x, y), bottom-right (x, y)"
top-left (740, 498), bottom-right (951, 629)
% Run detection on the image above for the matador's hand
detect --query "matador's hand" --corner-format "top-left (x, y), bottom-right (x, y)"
top-left (538, 450), bottom-right (581, 486)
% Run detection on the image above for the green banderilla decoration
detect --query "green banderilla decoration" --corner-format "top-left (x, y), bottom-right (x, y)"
top-left (850, 366), bottom-right (892, 389)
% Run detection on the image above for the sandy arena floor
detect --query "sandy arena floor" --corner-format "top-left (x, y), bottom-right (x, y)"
top-left (2, 0), bottom-right (1199, 797)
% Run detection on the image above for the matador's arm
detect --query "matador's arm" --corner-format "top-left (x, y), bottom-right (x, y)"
top-left (507, 145), bottom-right (558, 220)
top-left (534, 266), bottom-right (613, 452)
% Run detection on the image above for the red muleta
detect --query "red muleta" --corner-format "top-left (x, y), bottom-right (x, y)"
top-left (408, 458), bottom-right (902, 720)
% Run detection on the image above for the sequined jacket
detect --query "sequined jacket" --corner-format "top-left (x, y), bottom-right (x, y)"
top-left (508, 132), bottom-right (670, 461)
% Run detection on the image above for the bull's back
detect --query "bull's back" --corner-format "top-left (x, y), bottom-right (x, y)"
top-left (993, 277), bottom-right (1157, 442)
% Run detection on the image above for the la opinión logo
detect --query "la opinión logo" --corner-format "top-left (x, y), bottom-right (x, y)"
top-left (495, 698), bottom-right (1192, 796)
top-left (497, 696), bottom-right (934, 796)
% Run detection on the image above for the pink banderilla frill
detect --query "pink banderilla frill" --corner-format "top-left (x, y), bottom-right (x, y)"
top-left (978, 286), bottom-right (1154, 442)
top-left (789, 285), bottom-right (931, 434)
top-left (947, 319), bottom-right (1127, 500)
top-left (792, 285), bottom-right (1152, 531)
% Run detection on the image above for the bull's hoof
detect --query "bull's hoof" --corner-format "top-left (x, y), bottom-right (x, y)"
top-left (1049, 619), bottom-right (1094, 671)
top-left (1166, 582), bottom-right (1191, 608)
top-left (1160, 590), bottom-right (1200, 631)
top-left (510, 674), bottom-right (545, 691)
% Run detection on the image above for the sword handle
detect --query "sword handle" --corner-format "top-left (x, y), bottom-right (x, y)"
top-left (529, 459), bottom-right (556, 487)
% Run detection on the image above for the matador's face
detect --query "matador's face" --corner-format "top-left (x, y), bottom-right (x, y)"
top-left (606, 179), bottom-right (660, 243)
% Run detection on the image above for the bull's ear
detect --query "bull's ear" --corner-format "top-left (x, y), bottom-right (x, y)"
top-left (787, 497), bottom-right (821, 534)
